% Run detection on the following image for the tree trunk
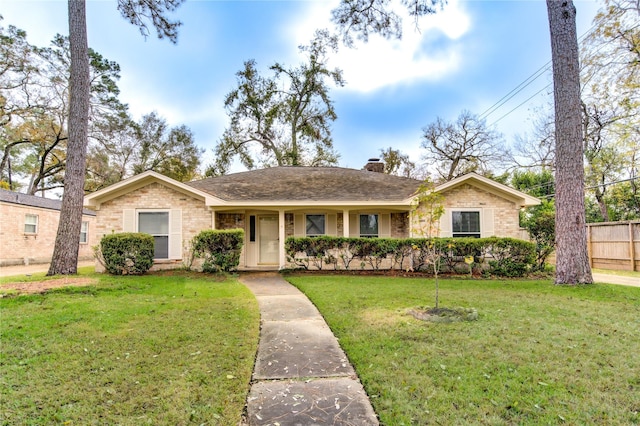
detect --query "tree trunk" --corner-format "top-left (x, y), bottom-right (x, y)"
top-left (546, 0), bottom-right (593, 284)
top-left (594, 186), bottom-right (610, 222)
top-left (47, 0), bottom-right (90, 275)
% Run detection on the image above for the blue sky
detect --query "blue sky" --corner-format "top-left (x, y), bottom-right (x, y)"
top-left (1, 0), bottom-right (600, 173)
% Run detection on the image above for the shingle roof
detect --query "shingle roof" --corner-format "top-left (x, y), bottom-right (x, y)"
top-left (186, 167), bottom-right (423, 202)
top-left (0, 189), bottom-right (96, 216)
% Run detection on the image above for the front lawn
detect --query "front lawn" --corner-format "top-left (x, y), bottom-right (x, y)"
top-left (287, 275), bottom-right (640, 425)
top-left (0, 272), bottom-right (260, 425)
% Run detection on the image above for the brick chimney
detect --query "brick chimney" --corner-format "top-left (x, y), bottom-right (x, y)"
top-left (363, 158), bottom-right (384, 173)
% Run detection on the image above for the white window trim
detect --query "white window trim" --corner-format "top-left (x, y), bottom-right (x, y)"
top-left (137, 209), bottom-right (170, 259)
top-left (80, 221), bottom-right (89, 244)
top-left (24, 214), bottom-right (38, 234)
top-left (451, 209), bottom-right (482, 238)
top-left (305, 214), bottom-right (326, 237)
top-left (359, 213), bottom-right (379, 238)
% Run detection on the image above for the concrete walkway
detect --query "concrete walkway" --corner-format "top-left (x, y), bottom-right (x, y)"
top-left (239, 273), bottom-right (379, 426)
top-left (592, 272), bottom-right (640, 287)
top-left (0, 261), bottom-right (95, 277)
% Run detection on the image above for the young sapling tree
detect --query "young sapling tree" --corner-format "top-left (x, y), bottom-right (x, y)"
top-left (411, 180), bottom-right (445, 309)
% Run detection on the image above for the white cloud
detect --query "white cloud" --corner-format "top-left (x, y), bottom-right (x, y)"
top-left (287, 0), bottom-right (471, 93)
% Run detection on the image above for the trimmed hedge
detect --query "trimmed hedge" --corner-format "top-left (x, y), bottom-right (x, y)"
top-left (192, 229), bottom-right (244, 272)
top-left (285, 236), bottom-right (536, 277)
top-left (99, 232), bottom-right (155, 275)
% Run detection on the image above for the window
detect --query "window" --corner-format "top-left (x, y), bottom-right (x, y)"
top-left (138, 212), bottom-right (169, 259)
top-left (452, 211), bottom-right (481, 238)
top-left (249, 215), bottom-right (256, 242)
top-left (80, 221), bottom-right (89, 244)
top-left (306, 214), bottom-right (325, 236)
top-left (360, 214), bottom-right (379, 237)
top-left (24, 214), bottom-right (38, 234)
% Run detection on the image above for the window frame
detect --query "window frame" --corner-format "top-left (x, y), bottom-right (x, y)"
top-left (359, 214), bottom-right (379, 238)
top-left (451, 210), bottom-right (481, 238)
top-left (79, 221), bottom-right (89, 244)
top-left (24, 214), bottom-right (38, 234)
top-left (137, 210), bottom-right (170, 259)
top-left (305, 214), bottom-right (326, 237)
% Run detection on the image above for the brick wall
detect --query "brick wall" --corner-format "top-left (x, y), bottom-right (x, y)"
top-left (95, 182), bottom-right (212, 266)
top-left (0, 202), bottom-right (96, 266)
top-left (217, 213), bottom-right (245, 230)
top-left (439, 183), bottom-right (521, 238)
top-left (391, 212), bottom-right (409, 238)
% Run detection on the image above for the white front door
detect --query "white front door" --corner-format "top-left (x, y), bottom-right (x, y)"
top-left (259, 216), bottom-right (279, 264)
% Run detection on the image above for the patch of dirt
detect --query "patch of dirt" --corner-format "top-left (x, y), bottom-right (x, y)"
top-left (0, 277), bottom-right (98, 295)
top-left (359, 308), bottom-right (405, 327)
top-left (408, 307), bottom-right (479, 323)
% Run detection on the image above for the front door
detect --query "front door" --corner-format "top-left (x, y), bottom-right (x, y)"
top-left (258, 216), bottom-right (279, 264)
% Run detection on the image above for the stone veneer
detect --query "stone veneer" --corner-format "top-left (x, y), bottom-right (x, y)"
top-left (95, 182), bottom-right (212, 269)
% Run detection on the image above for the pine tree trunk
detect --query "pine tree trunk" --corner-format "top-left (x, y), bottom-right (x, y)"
top-left (47, 0), bottom-right (90, 275)
top-left (546, 0), bottom-right (593, 284)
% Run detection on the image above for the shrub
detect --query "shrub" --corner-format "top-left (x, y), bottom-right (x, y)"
top-left (521, 200), bottom-right (556, 271)
top-left (284, 235), bottom-right (536, 276)
top-left (99, 233), bottom-right (155, 275)
top-left (351, 238), bottom-right (396, 270)
top-left (485, 237), bottom-right (536, 277)
top-left (192, 229), bottom-right (244, 272)
top-left (487, 258), bottom-right (530, 277)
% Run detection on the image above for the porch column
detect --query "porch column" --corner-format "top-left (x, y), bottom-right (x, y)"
top-left (279, 209), bottom-right (286, 269)
top-left (343, 209), bottom-right (350, 237)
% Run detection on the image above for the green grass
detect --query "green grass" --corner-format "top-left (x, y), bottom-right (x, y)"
top-left (287, 275), bottom-right (640, 425)
top-left (0, 272), bottom-right (260, 425)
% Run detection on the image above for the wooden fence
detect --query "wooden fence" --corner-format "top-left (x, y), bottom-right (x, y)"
top-left (518, 221), bottom-right (640, 271)
top-left (587, 221), bottom-right (640, 271)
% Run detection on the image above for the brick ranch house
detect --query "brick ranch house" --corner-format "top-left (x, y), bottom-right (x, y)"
top-left (0, 189), bottom-right (96, 267)
top-left (84, 160), bottom-right (540, 271)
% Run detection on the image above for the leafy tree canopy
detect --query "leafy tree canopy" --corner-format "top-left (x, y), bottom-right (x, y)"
top-left (379, 147), bottom-right (416, 177)
top-left (0, 21), bottom-right (201, 194)
top-left (208, 30), bottom-right (344, 176)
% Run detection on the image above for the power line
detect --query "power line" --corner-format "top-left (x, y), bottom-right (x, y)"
top-left (479, 21), bottom-right (601, 124)
top-left (478, 62), bottom-right (550, 121)
top-left (535, 176), bottom-right (640, 199)
top-left (489, 84), bottom-right (551, 126)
